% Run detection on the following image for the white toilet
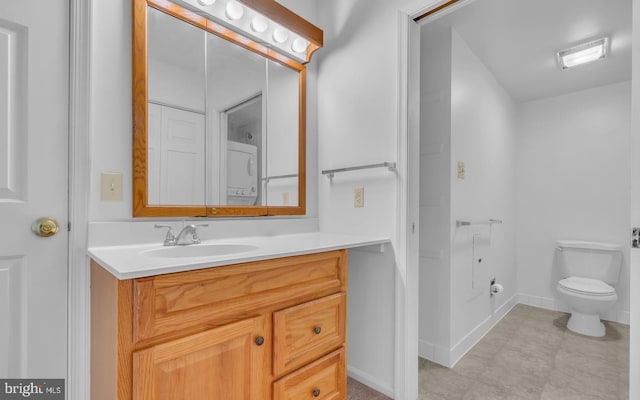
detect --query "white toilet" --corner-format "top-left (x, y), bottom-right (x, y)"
top-left (556, 240), bottom-right (622, 337)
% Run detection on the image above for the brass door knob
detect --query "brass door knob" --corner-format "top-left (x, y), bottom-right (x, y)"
top-left (32, 217), bottom-right (60, 237)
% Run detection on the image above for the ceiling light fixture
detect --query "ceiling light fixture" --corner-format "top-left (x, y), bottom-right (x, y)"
top-left (557, 38), bottom-right (608, 70)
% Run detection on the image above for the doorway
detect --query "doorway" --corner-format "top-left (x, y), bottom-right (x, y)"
top-left (413, 0), bottom-right (632, 397)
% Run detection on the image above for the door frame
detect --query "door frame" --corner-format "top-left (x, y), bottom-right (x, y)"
top-left (68, 0), bottom-right (92, 398)
top-left (398, 1), bottom-right (638, 399)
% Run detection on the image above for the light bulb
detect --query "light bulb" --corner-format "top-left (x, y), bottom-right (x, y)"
top-left (198, 0), bottom-right (216, 5)
top-left (291, 38), bottom-right (309, 54)
top-left (225, 1), bottom-right (244, 20)
top-left (251, 15), bottom-right (268, 33)
top-left (273, 28), bottom-right (289, 44)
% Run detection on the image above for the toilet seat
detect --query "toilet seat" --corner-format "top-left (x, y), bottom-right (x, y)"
top-left (558, 276), bottom-right (615, 296)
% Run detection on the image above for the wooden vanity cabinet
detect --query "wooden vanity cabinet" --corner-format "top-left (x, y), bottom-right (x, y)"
top-left (91, 249), bottom-right (348, 400)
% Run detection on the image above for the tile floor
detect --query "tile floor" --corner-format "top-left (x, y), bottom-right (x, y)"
top-left (347, 377), bottom-right (392, 400)
top-left (419, 304), bottom-right (629, 400)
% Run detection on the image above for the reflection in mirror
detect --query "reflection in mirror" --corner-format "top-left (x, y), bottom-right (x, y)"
top-left (266, 60), bottom-right (299, 207)
top-left (205, 32), bottom-right (267, 207)
top-left (147, 7), bottom-right (206, 206)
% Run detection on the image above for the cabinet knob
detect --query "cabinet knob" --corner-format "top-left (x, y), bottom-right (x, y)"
top-left (312, 388), bottom-right (320, 397)
top-left (255, 336), bottom-right (265, 346)
top-left (313, 326), bottom-right (322, 335)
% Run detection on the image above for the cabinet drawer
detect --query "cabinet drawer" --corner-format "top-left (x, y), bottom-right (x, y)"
top-left (273, 348), bottom-right (346, 400)
top-left (133, 250), bottom-right (347, 344)
top-left (273, 293), bottom-right (346, 376)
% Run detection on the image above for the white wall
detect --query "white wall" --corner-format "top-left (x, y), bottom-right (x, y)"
top-left (516, 81), bottom-right (631, 323)
top-left (449, 30), bottom-right (517, 349)
top-left (315, 0), bottom-right (415, 395)
top-left (419, 28), bottom-right (518, 367)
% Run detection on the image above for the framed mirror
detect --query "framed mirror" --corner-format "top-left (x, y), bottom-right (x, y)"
top-left (133, 0), bottom-right (317, 217)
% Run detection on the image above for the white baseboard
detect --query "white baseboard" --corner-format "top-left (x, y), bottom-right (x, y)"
top-left (347, 365), bottom-right (395, 399)
top-left (418, 293), bottom-right (518, 368)
top-left (418, 340), bottom-right (450, 367)
top-left (518, 293), bottom-right (630, 325)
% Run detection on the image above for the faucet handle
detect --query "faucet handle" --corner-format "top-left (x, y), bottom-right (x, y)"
top-left (154, 224), bottom-right (176, 246)
top-left (191, 223), bottom-right (208, 244)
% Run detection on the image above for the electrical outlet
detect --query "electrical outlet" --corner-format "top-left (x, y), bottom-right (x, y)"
top-left (101, 172), bottom-right (123, 201)
top-left (457, 161), bottom-right (465, 179)
top-left (354, 187), bottom-right (364, 208)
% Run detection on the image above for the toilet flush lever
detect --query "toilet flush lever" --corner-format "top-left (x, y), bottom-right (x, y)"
top-left (632, 228), bottom-right (640, 248)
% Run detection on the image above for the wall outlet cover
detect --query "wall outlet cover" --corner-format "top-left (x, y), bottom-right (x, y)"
top-left (354, 187), bottom-right (364, 208)
top-left (457, 161), bottom-right (465, 179)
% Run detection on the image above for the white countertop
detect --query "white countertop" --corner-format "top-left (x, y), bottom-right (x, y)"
top-left (88, 232), bottom-right (390, 280)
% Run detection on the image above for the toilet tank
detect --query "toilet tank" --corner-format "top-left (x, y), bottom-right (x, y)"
top-left (556, 240), bottom-right (622, 285)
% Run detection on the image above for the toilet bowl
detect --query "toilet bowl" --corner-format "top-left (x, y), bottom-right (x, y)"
top-left (557, 276), bottom-right (617, 337)
top-left (555, 240), bottom-right (622, 337)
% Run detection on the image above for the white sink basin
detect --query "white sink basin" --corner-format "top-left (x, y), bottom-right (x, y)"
top-left (143, 243), bottom-right (258, 258)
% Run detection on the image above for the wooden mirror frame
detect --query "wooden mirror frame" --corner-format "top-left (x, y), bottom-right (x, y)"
top-left (132, 0), bottom-right (322, 217)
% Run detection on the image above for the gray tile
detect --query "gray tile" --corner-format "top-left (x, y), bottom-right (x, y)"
top-left (547, 365), bottom-right (618, 399)
top-left (451, 353), bottom-right (490, 379)
top-left (540, 383), bottom-right (609, 400)
top-left (420, 305), bottom-right (630, 400)
top-left (462, 380), bottom-right (516, 400)
top-left (480, 363), bottom-right (546, 399)
top-left (419, 367), bottom-right (475, 400)
top-left (347, 377), bottom-right (391, 400)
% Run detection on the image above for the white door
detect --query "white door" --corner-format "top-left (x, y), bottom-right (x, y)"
top-left (0, 0), bottom-right (68, 379)
top-left (148, 103), bottom-right (205, 205)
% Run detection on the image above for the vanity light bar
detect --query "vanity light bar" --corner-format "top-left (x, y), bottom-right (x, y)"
top-left (172, 0), bottom-right (313, 62)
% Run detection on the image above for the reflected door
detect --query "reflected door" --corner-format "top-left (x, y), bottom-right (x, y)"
top-left (148, 104), bottom-right (205, 205)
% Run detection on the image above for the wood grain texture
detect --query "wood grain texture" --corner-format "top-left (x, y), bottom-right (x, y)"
top-left (132, 0), bottom-right (314, 218)
top-left (133, 250), bottom-right (347, 344)
top-left (273, 293), bottom-right (346, 377)
top-left (92, 250), bottom-right (346, 400)
top-left (91, 260), bottom-right (135, 400)
top-left (414, 0), bottom-right (462, 21)
top-left (133, 316), bottom-right (268, 400)
top-left (237, 0), bottom-right (323, 51)
top-left (273, 349), bottom-right (346, 400)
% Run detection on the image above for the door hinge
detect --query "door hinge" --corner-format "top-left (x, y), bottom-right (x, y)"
top-left (632, 227), bottom-right (640, 248)
top-left (68, 221), bottom-right (71, 232)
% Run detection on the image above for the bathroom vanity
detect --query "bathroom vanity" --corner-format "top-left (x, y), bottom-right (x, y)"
top-left (89, 232), bottom-right (388, 400)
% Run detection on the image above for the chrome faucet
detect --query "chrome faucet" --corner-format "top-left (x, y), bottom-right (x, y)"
top-left (155, 222), bottom-right (209, 246)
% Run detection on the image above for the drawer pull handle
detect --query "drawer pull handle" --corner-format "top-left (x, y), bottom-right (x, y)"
top-left (312, 388), bottom-right (321, 397)
top-left (255, 336), bottom-right (265, 346)
top-left (313, 326), bottom-right (322, 335)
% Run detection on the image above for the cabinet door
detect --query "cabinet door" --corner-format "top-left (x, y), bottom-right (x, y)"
top-left (133, 316), bottom-right (267, 400)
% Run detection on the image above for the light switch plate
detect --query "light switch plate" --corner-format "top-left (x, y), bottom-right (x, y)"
top-left (101, 172), bottom-right (123, 201)
top-left (354, 187), bottom-right (364, 208)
